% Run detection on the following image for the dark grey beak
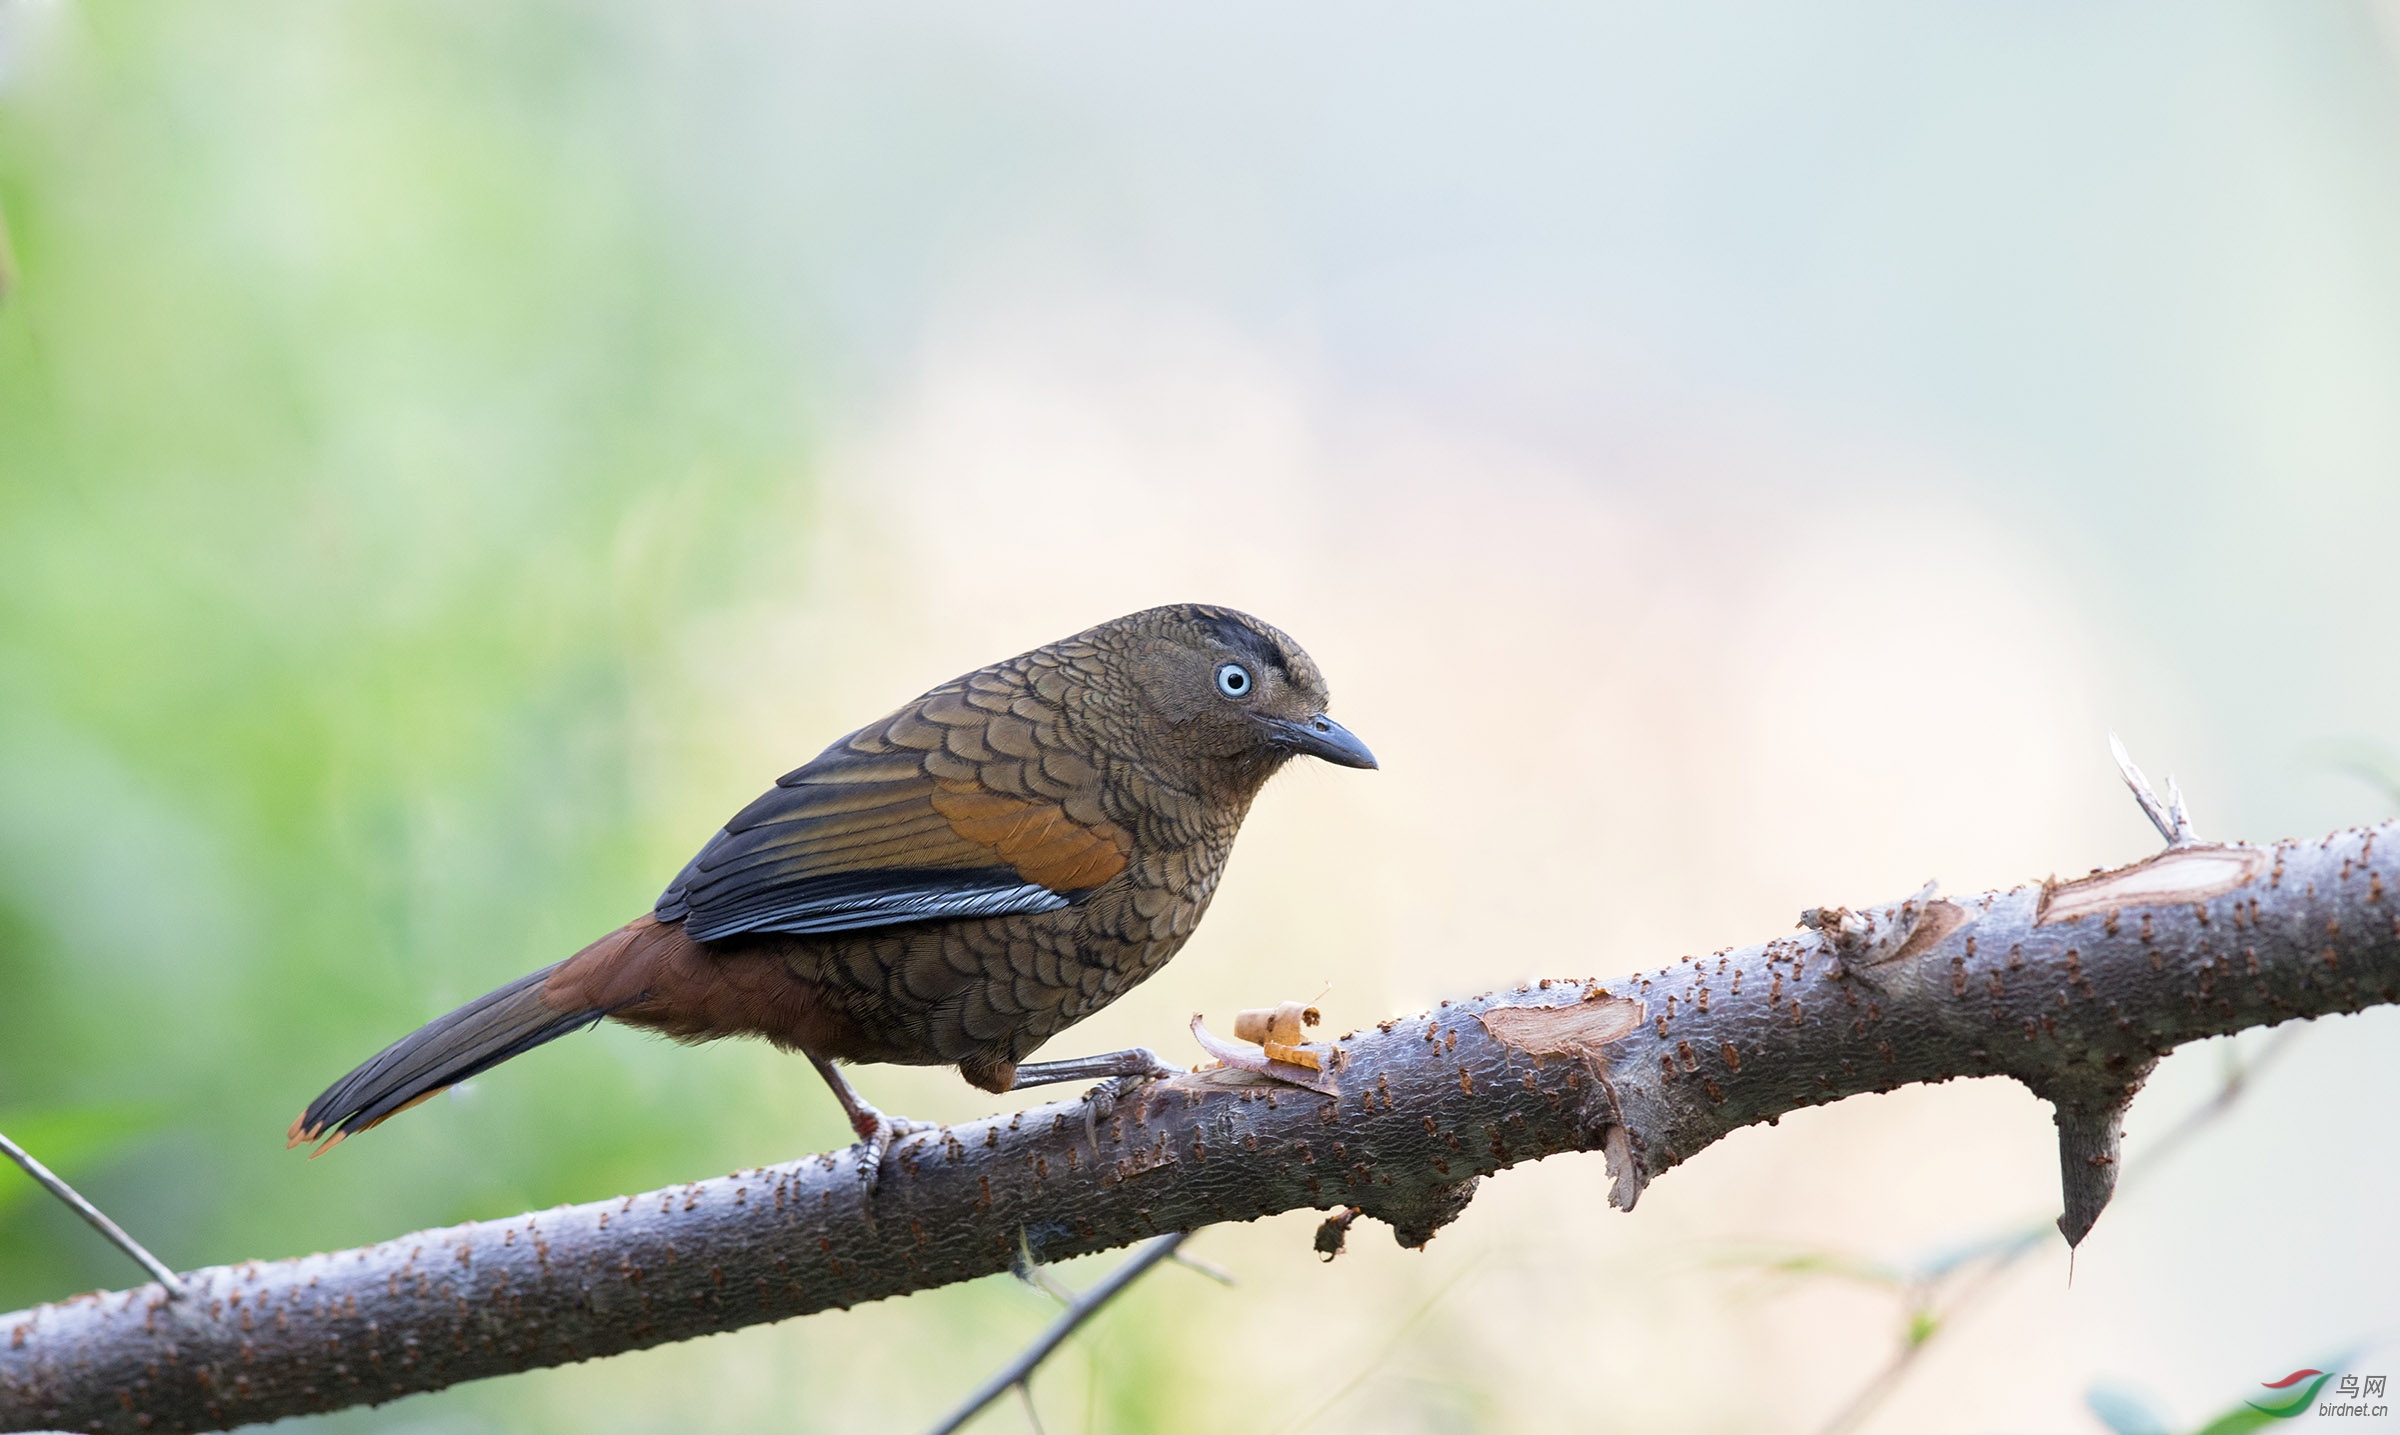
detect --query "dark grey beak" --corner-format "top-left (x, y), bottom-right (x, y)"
top-left (1270, 714), bottom-right (1378, 770)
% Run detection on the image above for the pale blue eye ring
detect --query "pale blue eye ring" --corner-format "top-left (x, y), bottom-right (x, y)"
top-left (1215, 662), bottom-right (1253, 698)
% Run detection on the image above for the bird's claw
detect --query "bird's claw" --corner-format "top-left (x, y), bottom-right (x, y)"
top-left (1080, 1050), bottom-right (1178, 1147)
top-left (847, 1108), bottom-right (928, 1195)
top-left (1085, 1049), bottom-right (1179, 1103)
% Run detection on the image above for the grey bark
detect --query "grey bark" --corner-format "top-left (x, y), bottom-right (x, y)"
top-left (5, 818), bottom-right (2395, 1434)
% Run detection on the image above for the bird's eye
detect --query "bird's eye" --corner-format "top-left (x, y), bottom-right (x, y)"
top-left (1215, 662), bottom-right (1253, 698)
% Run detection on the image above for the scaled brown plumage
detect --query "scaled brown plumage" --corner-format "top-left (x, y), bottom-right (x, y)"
top-left (290, 604), bottom-right (1375, 1169)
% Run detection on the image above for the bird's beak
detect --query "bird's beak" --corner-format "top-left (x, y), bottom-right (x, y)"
top-left (1269, 713), bottom-right (1378, 770)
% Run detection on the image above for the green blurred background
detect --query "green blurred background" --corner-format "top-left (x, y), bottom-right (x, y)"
top-left (4, 3), bottom-right (2399, 1432)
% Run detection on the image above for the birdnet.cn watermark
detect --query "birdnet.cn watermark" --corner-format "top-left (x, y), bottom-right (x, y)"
top-left (2245, 1369), bottom-right (2390, 1421)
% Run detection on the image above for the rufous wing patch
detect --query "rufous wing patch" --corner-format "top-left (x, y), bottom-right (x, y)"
top-left (930, 788), bottom-right (1131, 893)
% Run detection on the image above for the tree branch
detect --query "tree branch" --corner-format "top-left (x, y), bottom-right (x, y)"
top-left (7, 804), bottom-right (2395, 1435)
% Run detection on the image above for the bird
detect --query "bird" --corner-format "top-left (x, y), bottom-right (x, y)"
top-left (287, 603), bottom-right (1376, 1180)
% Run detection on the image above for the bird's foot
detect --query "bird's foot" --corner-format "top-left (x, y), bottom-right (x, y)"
top-left (845, 1104), bottom-right (929, 1195)
top-left (806, 1051), bottom-right (929, 1196)
top-left (1082, 1052), bottom-right (1185, 1145)
top-left (1083, 1059), bottom-right (1176, 1111)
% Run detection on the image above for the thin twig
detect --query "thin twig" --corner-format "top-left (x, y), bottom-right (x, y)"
top-left (1167, 1250), bottom-right (1236, 1287)
top-left (0, 1127), bottom-right (186, 1299)
top-left (2118, 1026), bottom-right (2300, 1193)
top-left (1805, 1021), bottom-right (2297, 1435)
top-left (1009, 1228), bottom-right (1077, 1306)
top-left (2310, 739), bottom-right (2400, 811)
top-left (1012, 1381), bottom-right (1045, 1435)
top-left (1809, 1247), bottom-right (2025, 1435)
top-left (1276, 1254), bottom-right (1487, 1434)
top-left (925, 1231), bottom-right (1189, 1435)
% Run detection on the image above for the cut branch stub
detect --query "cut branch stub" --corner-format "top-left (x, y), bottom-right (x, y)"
top-left (2110, 733), bottom-right (2199, 847)
top-left (1799, 880), bottom-right (1964, 975)
top-left (1476, 993), bottom-right (1644, 1209)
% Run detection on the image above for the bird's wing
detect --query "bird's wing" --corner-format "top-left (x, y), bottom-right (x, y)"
top-left (655, 668), bottom-right (1133, 943)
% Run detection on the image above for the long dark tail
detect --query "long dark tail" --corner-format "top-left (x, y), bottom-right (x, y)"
top-left (286, 962), bottom-right (608, 1155)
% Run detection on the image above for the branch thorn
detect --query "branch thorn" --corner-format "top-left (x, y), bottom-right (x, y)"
top-left (2050, 1100), bottom-right (2128, 1250)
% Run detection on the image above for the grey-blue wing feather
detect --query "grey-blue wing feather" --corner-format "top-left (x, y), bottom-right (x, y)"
top-left (659, 839), bottom-right (1070, 942)
top-left (654, 742), bottom-right (1083, 944)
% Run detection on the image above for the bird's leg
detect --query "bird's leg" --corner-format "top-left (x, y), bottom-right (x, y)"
top-left (806, 1051), bottom-right (923, 1193)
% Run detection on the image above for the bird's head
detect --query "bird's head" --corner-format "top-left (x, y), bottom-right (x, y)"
top-left (1109, 603), bottom-right (1377, 783)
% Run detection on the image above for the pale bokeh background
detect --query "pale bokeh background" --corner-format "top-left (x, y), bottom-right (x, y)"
top-left (3, 4), bottom-right (2398, 1433)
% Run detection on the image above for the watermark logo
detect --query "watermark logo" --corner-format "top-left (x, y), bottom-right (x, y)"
top-left (2246, 1368), bottom-right (2388, 1421)
top-left (2089, 1361), bottom-right (2391, 1432)
top-left (2246, 1370), bottom-right (2334, 1419)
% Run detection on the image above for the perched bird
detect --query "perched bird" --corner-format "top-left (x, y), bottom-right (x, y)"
top-left (289, 604), bottom-right (1375, 1177)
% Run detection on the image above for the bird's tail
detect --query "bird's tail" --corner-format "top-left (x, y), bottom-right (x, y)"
top-left (287, 959), bottom-right (612, 1156)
